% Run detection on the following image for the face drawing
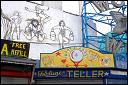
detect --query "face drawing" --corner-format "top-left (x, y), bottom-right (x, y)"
top-left (59, 20), bottom-right (65, 27)
top-left (31, 19), bottom-right (39, 28)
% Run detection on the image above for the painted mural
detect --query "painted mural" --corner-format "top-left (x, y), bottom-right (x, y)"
top-left (114, 54), bottom-right (127, 69)
top-left (1, 2), bottom-right (51, 42)
top-left (1, 1), bottom-right (81, 49)
top-left (24, 5), bottom-right (51, 42)
top-left (1, 9), bottom-right (23, 40)
top-left (10, 11), bottom-right (22, 40)
top-left (50, 20), bottom-right (74, 48)
top-left (1, 9), bottom-right (12, 40)
top-left (40, 47), bottom-right (114, 68)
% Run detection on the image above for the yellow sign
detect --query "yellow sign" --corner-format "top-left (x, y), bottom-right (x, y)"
top-left (40, 47), bottom-right (114, 68)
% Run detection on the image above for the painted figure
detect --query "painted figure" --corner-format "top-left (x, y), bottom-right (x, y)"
top-left (1, 9), bottom-right (12, 40)
top-left (50, 20), bottom-right (74, 48)
top-left (24, 5), bottom-right (51, 41)
top-left (10, 11), bottom-right (22, 40)
top-left (24, 18), bottom-right (46, 41)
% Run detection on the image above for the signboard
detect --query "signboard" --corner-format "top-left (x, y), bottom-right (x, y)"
top-left (114, 54), bottom-right (127, 69)
top-left (33, 68), bottom-right (110, 79)
top-left (40, 47), bottom-right (114, 68)
top-left (106, 70), bottom-right (127, 79)
top-left (1, 39), bottom-right (30, 58)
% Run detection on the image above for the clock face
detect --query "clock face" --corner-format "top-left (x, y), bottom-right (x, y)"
top-left (70, 50), bottom-right (83, 62)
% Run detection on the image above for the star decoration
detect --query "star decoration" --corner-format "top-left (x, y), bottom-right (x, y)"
top-left (55, 51), bottom-right (61, 56)
top-left (104, 72), bottom-right (109, 76)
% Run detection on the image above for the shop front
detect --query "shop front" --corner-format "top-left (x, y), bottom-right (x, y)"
top-left (33, 68), bottom-right (127, 84)
top-left (33, 68), bottom-right (111, 84)
top-left (1, 39), bottom-right (36, 84)
top-left (33, 47), bottom-right (125, 84)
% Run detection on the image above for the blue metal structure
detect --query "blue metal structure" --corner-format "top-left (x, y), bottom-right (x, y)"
top-left (81, 1), bottom-right (127, 54)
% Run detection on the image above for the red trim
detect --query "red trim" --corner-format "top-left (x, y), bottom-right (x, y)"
top-left (1, 70), bottom-right (32, 78)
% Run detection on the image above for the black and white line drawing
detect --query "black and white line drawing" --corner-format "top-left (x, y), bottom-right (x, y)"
top-left (25, 5), bottom-right (51, 24)
top-left (1, 9), bottom-right (12, 40)
top-left (24, 18), bottom-right (46, 41)
top-left (24, 5), bottom-right (51, 42)
top-left (10, 11), bottom-right (22, 40)
top-left (50, 20), bottom-right (74, 48)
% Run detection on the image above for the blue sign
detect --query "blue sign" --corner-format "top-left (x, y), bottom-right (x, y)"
top-left (114, 54), bottom-right (127, 69)
top-left (33, 68), bottom-right (110, 79)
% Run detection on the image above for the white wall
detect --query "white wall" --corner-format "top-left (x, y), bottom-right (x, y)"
top-left (1, 1), bottom-right (97, 59)
top-left (42, 1), bottom-right (62, 10)
top-left (1, 1), bottom-right (82, 43)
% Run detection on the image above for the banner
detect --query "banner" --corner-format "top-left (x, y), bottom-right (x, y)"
top-left (40, 47), bottom-right (114, 68)
top-left (33, 68), bottom-right (110, 79)
top-left (1, 39), bottom-right (30, 58)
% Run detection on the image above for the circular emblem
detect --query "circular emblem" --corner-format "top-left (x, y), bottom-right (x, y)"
top-left (70, 50), bottom-right (83, 62)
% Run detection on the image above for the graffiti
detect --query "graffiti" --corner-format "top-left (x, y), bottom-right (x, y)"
top-left (50, 20), bottom-right (74, 48)
top-left (10, 11), bottom-right (22, 40)
top-left (1, 9), bottom-right (12, 40)
top-left (24, 5), bottom-right (51, 42)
